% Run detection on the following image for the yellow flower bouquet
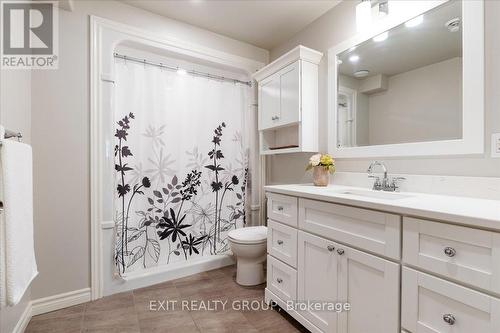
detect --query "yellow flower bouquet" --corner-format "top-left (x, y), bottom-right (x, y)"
top-left (305, 153), bottom-right (335, 173)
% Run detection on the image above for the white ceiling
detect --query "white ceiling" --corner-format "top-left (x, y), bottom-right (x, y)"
top-left (121, 0), bottom-right (341, 50)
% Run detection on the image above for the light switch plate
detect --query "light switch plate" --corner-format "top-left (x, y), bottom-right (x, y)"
top-left (491, 133), bottom-right (500, 158)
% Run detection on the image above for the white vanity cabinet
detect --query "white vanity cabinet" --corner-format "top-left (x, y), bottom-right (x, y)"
top-left (265, 192), bottom-right (400, 333)
top-left (253, 45), bottom-right (322, 155)
top-left (264, 188), bottom-right (500, 333)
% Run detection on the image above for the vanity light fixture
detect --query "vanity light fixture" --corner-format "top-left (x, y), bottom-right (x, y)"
top-left (373, 31), bottom-right (388, 42)
top-left (405, 15), bottom-right (424, 28)
top-left (349, 55), bottom-right (360, 63)
top-left (354, 70), bottom-right (370, 78)
top-left (378, 0), bottom-right (389, 17)
top-left (356, 1), bottom-right (389, 32)
top-left (177, 68), bottom-right (187, 75)
top-left (356, 0), bottom-right (372, 32)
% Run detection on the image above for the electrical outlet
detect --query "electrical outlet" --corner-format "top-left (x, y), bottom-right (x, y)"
top-left (492, 133), bottom-right (500, 158)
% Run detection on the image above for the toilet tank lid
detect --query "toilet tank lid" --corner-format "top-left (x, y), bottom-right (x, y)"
top-left (228, 226), bottom-right (267, 242)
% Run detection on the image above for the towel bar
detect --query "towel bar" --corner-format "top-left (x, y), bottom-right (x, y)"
top-left (3, 129), bottom-right (22, 141)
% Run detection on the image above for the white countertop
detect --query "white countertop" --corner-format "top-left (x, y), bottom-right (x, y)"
top-left (264, 184), bottom-right (500, 231)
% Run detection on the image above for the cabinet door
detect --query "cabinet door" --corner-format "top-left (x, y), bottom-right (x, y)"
top-left (298, 231), bottom-right (338, 333)
top-left (337, 244), bottom-right (400, 333)
top-left (259, 72), bottom-right (281, 130)
top-left (279, 60), bottom-right (301, 126)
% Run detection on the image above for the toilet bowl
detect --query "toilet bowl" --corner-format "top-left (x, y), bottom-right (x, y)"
top-left (228, 226), bottom-right (267, 286)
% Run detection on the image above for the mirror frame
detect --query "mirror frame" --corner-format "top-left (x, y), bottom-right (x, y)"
top-left (328, 0), bottom-right (484, 158)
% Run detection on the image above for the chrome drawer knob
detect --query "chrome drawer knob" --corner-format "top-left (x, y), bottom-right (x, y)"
top-left (337, 249), bottom-right (345, 255)
top-left (443, 314), bottom-right (456, 325)
top-left (327, 245), bottom-right (335, 252)
top-left (277, 240), bottom-right (283, 245)
top-left (271, 116), bottom-right (280, 120)
top-left (277, 206), bottom-right (284, 211)
top-left (444, 247), bottom-right (456, 257)
top-left (276, 278), bottom-right (283, 283)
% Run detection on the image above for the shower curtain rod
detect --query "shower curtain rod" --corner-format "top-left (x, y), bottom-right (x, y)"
top-left (114, 53), bottom-right (252, 87)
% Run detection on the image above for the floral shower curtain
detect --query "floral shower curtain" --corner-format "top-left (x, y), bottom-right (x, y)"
top-left (113, 58), bottom-right (250, 275)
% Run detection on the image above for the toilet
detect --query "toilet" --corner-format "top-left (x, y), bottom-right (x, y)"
top-left (228, 226), bottom-right (268, 286)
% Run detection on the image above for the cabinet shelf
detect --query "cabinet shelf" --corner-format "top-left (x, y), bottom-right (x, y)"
top-left (253, 45), bottom-right (322, 155)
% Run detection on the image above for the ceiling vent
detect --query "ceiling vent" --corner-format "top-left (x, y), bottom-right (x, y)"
top-left (445, 18), bottom-right (460, 32)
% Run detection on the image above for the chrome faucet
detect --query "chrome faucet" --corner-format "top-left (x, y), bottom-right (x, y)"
top-left (367, 161), bottom-right (405, 192)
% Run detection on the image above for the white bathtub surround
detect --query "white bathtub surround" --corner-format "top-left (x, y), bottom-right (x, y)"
top-left (0, 138), bottom-right (37, 306)
top-left (265, 183), bottom-right (500, 333)
top-left (91, 17), bottom-right (265, 299)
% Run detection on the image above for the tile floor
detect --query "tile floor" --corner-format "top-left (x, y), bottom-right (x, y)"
top-left (25, 265), bottom-right (308, 333)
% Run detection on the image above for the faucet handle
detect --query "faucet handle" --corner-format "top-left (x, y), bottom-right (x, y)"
top-left (369, 175), bottom-right (382, 190)
top-left (390, 177), bottom-right (406, 192)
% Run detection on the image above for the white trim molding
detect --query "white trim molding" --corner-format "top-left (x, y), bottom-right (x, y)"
top-left (328, 0), bottom-right (484, 158)
top-left (31, 288), bottom-right (91, 316)
top-left (252, 45), bottom-right (323, 81)
top-left (12, 302), bottom-right (32, 333)
top-left (90, 16), bottom-right (265, 300)
top-left (10, 288), bottom-right (90, 332)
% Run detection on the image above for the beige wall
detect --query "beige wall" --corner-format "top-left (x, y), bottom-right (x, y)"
top-left (0, 68), bottom-right (31, 332)
top-left (30, 0), bottom-right (267, 300)
top-left (368, 57), bottom-right (462, 145)
top-left (268, 0), bottom-right (500, 184)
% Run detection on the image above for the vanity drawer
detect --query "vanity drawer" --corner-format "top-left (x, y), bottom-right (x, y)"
top-left (403, 217), bottom-right (500, 294)
top-left (402, 267), bottom-right (500, 333)
top-left (267, 220), bottom-right (298, 268)
top-left (298, 198), bottom-right (401, 259)
top-left (267, 192), bottom-right (298, 227)
top-left (267, 255), bottom-right (297, 302)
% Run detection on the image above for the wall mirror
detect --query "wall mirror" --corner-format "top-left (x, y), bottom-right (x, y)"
top-left (328, 0), bottom-right (484, 158)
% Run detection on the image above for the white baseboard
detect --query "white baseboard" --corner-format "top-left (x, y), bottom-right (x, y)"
top-left (31, 288), bottom-right (91, 316)
top-left (14, 258), bottom-right (232, 330)
top-left (12, 302), bottom-right (32, 333)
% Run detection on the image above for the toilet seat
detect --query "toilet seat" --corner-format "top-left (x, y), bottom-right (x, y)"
top-left (228, 226), bottom-right (267, 245)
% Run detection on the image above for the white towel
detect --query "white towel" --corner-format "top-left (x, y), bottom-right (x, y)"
top-left (0, 138), bottom-right (38, 306)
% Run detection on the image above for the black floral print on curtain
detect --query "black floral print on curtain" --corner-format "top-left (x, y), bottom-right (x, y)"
top-left (114, 118), bottom-right (247, 275)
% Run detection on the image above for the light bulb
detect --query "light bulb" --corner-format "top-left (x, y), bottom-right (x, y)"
top-left (349, 55), bottom-right (360, 63)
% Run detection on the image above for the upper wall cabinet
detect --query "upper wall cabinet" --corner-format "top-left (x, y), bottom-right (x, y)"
top-left (253, 45), bottom-right (323, 155)
top-left (328, 0), bottom-right (484, 158)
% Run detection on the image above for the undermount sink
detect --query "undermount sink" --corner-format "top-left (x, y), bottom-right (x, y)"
top-left (332, 189), bottom-right (413, 200)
